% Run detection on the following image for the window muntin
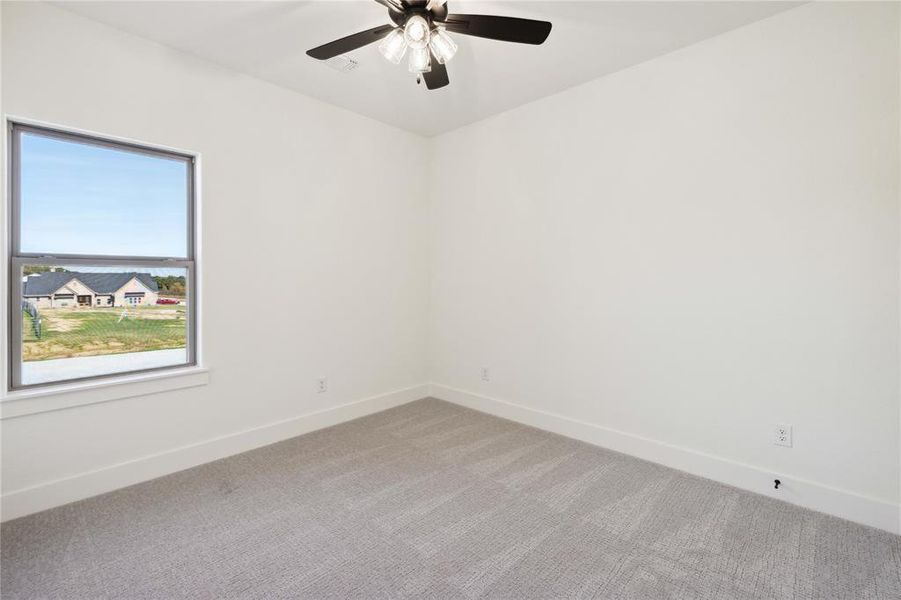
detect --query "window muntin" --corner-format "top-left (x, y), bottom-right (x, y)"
top-left (8, 123), bottom-right (196, 390)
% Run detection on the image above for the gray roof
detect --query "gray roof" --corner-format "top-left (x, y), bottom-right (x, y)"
top-left (23, 272), bottom-right (159, 296)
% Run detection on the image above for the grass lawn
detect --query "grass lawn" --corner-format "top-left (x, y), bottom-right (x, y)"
top-left (22, 305), bottom-right (186, 362)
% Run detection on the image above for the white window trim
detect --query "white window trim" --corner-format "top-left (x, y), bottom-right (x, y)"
top-left (0, 366), bottom-right (210, 419)
top-left (2, 115), bottom-right (206, 412)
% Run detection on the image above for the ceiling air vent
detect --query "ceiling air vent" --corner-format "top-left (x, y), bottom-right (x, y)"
top-left (323, 55), bottom-right (359, 73)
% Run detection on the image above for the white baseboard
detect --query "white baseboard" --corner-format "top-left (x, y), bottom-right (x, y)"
top-left (6, 382), bottom-right (897, 534)
top-left (430, 383), bottom-right (900, 534)
top-left (1, 384), bottom-right (429, 522)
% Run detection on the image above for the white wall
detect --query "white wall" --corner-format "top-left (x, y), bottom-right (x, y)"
top-left (429, 2), bottom-right (901, 531)
top-left (0, 2), bottom-right (429, 516)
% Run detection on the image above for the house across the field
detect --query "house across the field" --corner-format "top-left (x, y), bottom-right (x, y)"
top-left (23, 271), bottom-right (159, 308)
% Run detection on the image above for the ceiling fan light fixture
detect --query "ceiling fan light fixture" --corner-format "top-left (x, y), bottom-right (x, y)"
top-left (306, 0), bottom-right (553, 91)
top-left (378, 28), bottom-right (407, 64)
top-left (429, 27), bottom-right (457, 64)
top-left (404, 15), bottom-right (430, 50)
top-left (407, 45), bottom-right (431, 74)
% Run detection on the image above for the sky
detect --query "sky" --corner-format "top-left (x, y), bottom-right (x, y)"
top-left (20, 132), bottom-right (189, 261)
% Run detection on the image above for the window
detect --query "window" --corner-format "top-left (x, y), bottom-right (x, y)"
top-left (8, 123), bottom-right (196, 390)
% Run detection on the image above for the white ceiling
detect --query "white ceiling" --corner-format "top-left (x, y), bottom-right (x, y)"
top-left (57, 1), bottom-right (802, 136)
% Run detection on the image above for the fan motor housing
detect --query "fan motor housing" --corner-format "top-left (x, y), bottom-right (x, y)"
top-left (389, 4), bottom-right (448, 28)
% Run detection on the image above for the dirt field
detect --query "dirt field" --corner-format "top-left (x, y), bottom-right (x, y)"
top-left (22, 305), bottom-right (187, 361)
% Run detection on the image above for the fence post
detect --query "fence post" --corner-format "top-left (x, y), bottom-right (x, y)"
top-left (21, 299), bottom-right (42, 339)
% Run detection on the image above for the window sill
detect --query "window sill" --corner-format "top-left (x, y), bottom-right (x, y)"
top-left (0, 366), bottom-right (210, 419)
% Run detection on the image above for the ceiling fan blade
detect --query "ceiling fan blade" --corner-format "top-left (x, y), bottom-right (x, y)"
top-left (439, 14), bottom-right (551, 45)
top-left (373, 0), bottom-right (403, 13)
top-left (306, 24), bottom-right (395, 60)
top-left (423, 56), bottom-right (449, 90)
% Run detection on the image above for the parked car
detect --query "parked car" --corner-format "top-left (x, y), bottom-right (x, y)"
top-left (156, 298), bottom-right (179, 305)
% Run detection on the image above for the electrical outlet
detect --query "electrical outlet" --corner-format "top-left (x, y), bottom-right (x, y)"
top-left (774, 423), bottom-right (792, 447)
top-left (480, 367), bottom-right (490, 382)
top-left (316, 377), bottom-right (328, 394)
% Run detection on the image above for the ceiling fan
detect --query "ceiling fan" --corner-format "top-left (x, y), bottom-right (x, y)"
top-left (306, 0), bottom-right (552, 90)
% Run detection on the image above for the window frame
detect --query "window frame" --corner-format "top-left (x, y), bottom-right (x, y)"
top-left (7, 121), bottom-right (198, 391)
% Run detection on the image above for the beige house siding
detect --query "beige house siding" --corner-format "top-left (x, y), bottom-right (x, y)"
top-left (48, 279), bottom-right (96, 308)
top-left (94, 294), bottom-right (114, 307)
top-left (113, 277), bottom-right (158, 307)
top-left (30, 296), bottom-right (53, 309)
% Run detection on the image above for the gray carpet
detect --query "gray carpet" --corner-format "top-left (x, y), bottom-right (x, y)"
top-left (2, 398), bottom-right (900, 599)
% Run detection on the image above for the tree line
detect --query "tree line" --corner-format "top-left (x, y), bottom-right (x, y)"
top-left (23, 266), bottom-right (68, 275)
top-left (153, 276), bottom-right (187, 297)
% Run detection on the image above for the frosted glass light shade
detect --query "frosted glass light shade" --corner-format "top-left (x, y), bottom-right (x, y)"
top-left (407, 46), bottom-right (431, 73)
top-left (378, 29), bottom-right (407, 64)
top-left (404, 15), bottom-right (430, 50)
top-left (429, 28), bottom-right (457, 64)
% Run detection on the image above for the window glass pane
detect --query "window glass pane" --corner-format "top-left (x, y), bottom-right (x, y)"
top-left (19, 132), bottom-right (189, 258)
top-left (19, 264), bottom-right (189, 386)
